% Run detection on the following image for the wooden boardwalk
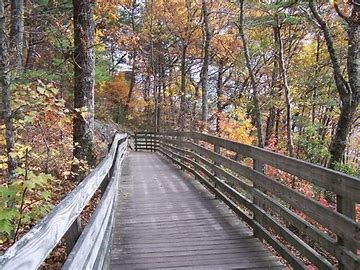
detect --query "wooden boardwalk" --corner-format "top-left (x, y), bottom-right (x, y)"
top-left (110, 152), bottom-right (285, 269)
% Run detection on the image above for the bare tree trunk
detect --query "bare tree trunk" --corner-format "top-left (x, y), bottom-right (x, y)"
top-left (0, 0), bottom-right (17, 179)
top-left (273, 18), bottom-right (294, 156)
top-left (312, 35), bottom-right (321, 125)
top-left (179, 43), bottom-right (187, 130)
top-left (216, 61), bottom-right (224, 134)
top-left (10, 0), bottom-right (24, 69)
top-left (265, 61), bottom-right (279, 146)
top-left (124, 0), bottom-right (137, 113)
top-left (239, 0), bottom-right (264, 147)
top-left (200, 0), bottom-right (210, 129)
top-left (72, 0), bottom-right (96, 180)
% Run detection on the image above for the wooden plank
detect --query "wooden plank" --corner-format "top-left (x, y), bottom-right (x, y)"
top-left (160, 140), bottom-right (359, 269)
top-left (158, 148), bottom-right (303, 268)
top-left (252, 203), bottom-right (333, 269)
top-left (63, 217), bottom-right (82, 254)
top-left (62, 143), bottom-right (126, 269)
top-left (0, 134), bottom-right (128, 270)
top-left (161, 146), bottom-right (331, 269)
top-left (111, 152), bottom-right (284, 269)
top-left (253, 189), bottom-right (360, 269)
top-left (177, 140), bottom-right (360, 248)
top-left (160, 141), bottom-right (253, 194)
top-left (190, 132), bottom-right (360, 203)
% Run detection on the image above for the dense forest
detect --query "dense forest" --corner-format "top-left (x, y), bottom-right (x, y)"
top-left (0, 0), bottom-right (359, 266)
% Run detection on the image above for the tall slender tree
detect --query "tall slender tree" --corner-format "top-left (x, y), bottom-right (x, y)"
top-left (10, 0), bottom-right (24, 68)
top-left (200, 0), bottom-right (211, 129)
top-left (0, 0), bottom-right (17, 179)
top-left (238, 0), bottom-right (264, 147)
top-left (72, 0), bottom-right (96, 179)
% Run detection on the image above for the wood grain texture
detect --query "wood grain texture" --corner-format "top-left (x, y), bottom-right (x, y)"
top-left (163, 139), bottom-right (360, 248)
top-left (157, 134), bottom-right (360, 269)
top-left (0, 134), bottom-right (127, 270)
top-left (62, 142), bottom-right (126, 270)
top-left (159, 143), bottom-right (330, 269)
top-left (189, 132), bottom-right (360, 203)
top-left (110, 152), bottom-right (284, 270)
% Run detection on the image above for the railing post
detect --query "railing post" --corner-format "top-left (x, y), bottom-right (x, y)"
top-left (252, 159), bottom-right (264, 238)
top-left (213, 144), bottom-right (221, 198)
top-left (64, 217), bottom-right (82, 254)
top-left (337, 195), bottom-right (355, 270)
top-left (135, 133), bottom-right (138, 151)
top-left (155, 133), bottom-right (159, 152)
top-left (192, 136), bottom-right (199, 179)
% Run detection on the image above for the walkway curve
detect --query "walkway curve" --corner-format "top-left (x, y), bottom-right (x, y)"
top-left (110, 152), bottom-right (284, 269)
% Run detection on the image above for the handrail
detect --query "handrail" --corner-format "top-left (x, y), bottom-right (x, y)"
top-left (0, 133), bottom-right (128, 270)
top-left (135, 132), bottom-right (360, 270)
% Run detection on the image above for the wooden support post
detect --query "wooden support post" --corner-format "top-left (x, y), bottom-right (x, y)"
top-left (135, 133), bottom-right (138, 151)
top-left (64, 217), bottom-right (82, 254)
top-left (252, 159), bottom-right (264, 238)
top-left (145, 133), bottom-right (148, 151)
top-left (193, 138), bottom-right (200, 180)
top-left (155, 133), bottom-right (159, 152)
top-left (337, 195), bottom-right (355, 270)
top-left (213, 145), bottom-right (220, 198)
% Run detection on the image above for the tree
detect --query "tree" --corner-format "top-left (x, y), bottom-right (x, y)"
top-left (309, 0), bottom-right (360, 167)
top-left (200, 0), bottom-right (211, 129)
top-left (123, 0), bottom-right (139, 114)
top-left (10, 0), bottom-right (24, 68)
top-left (238, 0), bottom-right (264, 147)
top-left (0, 0), bottom-right (17, 179)
top-left (72, 0), bottom-right (96, 179)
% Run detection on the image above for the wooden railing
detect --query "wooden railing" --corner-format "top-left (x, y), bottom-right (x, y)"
top-left (135, 132), bottom-right (360, 270)
top-left (0, 133), bottom-right (128, 270)
top-left (134, 132), bottom-right (158, 152)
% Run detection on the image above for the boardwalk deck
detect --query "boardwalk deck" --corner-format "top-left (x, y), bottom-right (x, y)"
top-left (110, 152), bottom-right (285, 269)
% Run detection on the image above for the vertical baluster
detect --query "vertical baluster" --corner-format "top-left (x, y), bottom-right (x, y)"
top-left (337, 195), bottom-right (355, 270)
top-left (252, 158), bottom-right (264, 238)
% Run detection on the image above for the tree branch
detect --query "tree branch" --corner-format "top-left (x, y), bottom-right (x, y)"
top-left (308, 0), bottom-right (351, 100)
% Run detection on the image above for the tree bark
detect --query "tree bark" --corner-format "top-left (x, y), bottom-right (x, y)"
top-left (10, 0), bottom-right (24, 69)
top-left (200, 0), bottom-right (211, 129)
top-left (72, 0), bottom-right (96, 180)
top-left (0, 0), bottom-right (17, 179)
top-left (265, 60), bottom-right (279, 146)
top-left (239, 0), bottom-right (264, 147)
top-left (216, 60), bottom-right (224, 134)
top-left (124, 0), bottom-right (137, 113)
top-left (179, 43), bottom-right (187, 130)
top-left (273, 17), bottom-right (294, 156)
top-left (309, 0), bottom-right (360, 167)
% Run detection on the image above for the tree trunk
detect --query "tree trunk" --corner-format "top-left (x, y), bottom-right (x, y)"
top-left (239, 0), bottom-right (264, 147)
top-left (10, 0), bottom-right (24, 69)
top-left (273, 19), bottom-right (294, 156)
top-left (0, 0), bottom-right (17, 179)
top-left (72, 0), bottom-right (96, 180)
top-left (124, 0), bottom-right (137, 113)
top-left (216, 61), bottom-right (224, 134)
top-left (329, 4), bottom-right (360, 166)
top-left (179, 43), bottom-right (187, 130)
top-left (265, 60), bottom-right (279, 146)
top-left (309, 1), bottom-right (360, 167)
top-left (200, 0), bottom-right (211, 129)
